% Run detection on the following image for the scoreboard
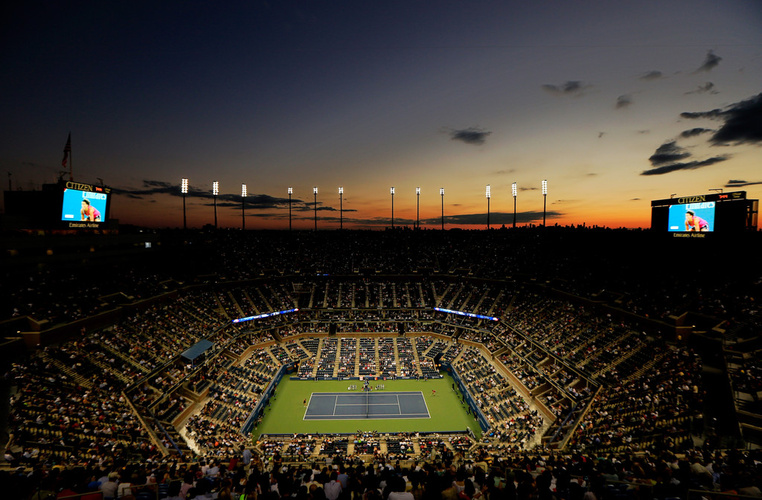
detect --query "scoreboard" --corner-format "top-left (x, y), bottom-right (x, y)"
top-left (60, 181), bottom-right (112, 229)
top-left (651, 191), bottom-right (758, 236)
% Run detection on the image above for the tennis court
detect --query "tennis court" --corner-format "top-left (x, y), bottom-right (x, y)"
top-left (304, 391), bottom-right (430, 420)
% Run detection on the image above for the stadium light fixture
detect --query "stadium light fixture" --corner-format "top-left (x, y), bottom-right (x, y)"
top-left (288, 187), bottom-right (293, 230)
top-left (440, 188), bottom-right (445, 230)
top-left (339, 187), bottom-right (344, 230)
top-left (181, 178), bottom-right (188, 230)
top-left (212, 181), bottom-right (219, 229)
top-left (313, 186), bottom-right (318, 231)
top-left (486, 184), bottom-right (491, 230)
top-left (512, 182), bottom-right (517, 229)
top-left (542, 179), bottom-right (548, 227)
top-left (416, 187), bottom-right (421, 230)
top-left (241, 183), bottom-right (247, 230)
top-left (390, 187), bottom-right (395, 229)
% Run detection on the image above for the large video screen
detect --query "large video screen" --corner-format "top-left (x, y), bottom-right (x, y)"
top-left (668, 201), bottom-right (715, 232)
top-left (61, 187), bottom-right (108, 222)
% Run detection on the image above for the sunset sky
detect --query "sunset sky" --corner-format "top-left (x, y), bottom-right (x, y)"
top-left (2, 1), bottom-right (761, 229)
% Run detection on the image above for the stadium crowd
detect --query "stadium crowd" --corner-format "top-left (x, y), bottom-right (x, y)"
top-left (4, 444), bottom-right (762, 499)
top-left (2, 228), bottom-right (761, 498)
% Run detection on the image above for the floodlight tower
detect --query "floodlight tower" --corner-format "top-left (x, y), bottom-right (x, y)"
top-left (288, 187), bottom-right (293, 230)
top-left (390, 187), bottom-right (395, 228)
top-left (440, 187), bottom-right (445, 230)
top-left (512, 182), bottom-right (517, 229)
top-left (181, 178), bottom-right (188, 230)
top-left (212, 181), bottom-right (219, 228)
top-left (416, 187), bottom-right (420, 229)
top-left (542, 179), bottom-right (548, 227)
top-left (486, 184), bottom-right (491, 230)
top-left (241, 183), bottom-right (247, 230)
top-left (313, 187), bottom-right (318, 231)
top-left (339, 187), bottom-right (344, 230)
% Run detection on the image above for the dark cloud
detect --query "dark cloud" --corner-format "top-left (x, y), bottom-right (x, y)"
top-left (640, 156), bottom-right (728, 176)
top-left (680, 94), bottom-right (762, 145)
top-left (616, 94), bottom-right (633, 109)
top-left (641, 94), bottom-right (760, 176)
top-left (518, 186), bottom-right (538, 192)
top-left (679, 128), bottom-right (713, 139)
top-left (640, 70), bottom-right (663, 81)
top-left (493, 169), bottom-right (514, 175)
top-left (111, 179), bottom-right (177, 198)
top-left (685, 82), bottom-right (718, 95)
top-left (448, 127), bottom-right (492, 145)
top-left (648, 141), bottom-right (690, 166)
top-left (354, 216), bottom-right (418, 227)
top-left (541, 80), bottom-right (590, 96)
top-left (725, 179), bottom-right (762, 188)
top-left (299, 202), bottom-right (338, 212)
top-left (244, 212), bottom-right (287, 219)
top-left (211, 194), bottom-right (296, 210)
top-left (681, 93), bottom-right (762, 145)
top-left (421, 211), bottom-right (561, 226)
top-left (630, 198), bottom-right (641, 201)
top-left (113, 179), bottom-right (302, 211)
top-left (694, 50), bottom-right (722, 73)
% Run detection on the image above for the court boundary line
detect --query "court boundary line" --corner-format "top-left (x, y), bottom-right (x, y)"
top-left (302, 391), bottom-right (430, 421)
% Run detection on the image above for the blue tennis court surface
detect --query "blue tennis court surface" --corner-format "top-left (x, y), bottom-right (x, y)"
top-left (305, 391), bottom-right (430, 420)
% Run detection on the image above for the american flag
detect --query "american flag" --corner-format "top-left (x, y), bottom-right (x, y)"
top-left (62, 133), bottom-right (71, 167)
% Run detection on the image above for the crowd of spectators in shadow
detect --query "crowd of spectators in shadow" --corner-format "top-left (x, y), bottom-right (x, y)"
top-left (5, 444), bottom-right (762, 500)
top-left (4, 229), bottom-right (760, 340)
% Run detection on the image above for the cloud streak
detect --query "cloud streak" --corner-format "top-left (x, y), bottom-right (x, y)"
top-left (725, 179), bottom-right (762, 188)
top-left (640, 70), bottom-right (663, 81)
top-left (448, 127), bottom-right (492, 145)
top-left (641, 156), bottom-right (728, 176)
top-left (681, 93), bottom-right (762, 145)
top-left (541, 80), bottom-right (591, 96)
top-left (648, 141), bottom-right (690, 166)
top-left (113, 179), bottom-right (315, 211)
top-left (694, 50), bottom-right (722, 73)
top-left (679, 128), bottom-right (713, 139)
top-left (616, 94), bottom-right (633, 109)
top-left (685, 82), bottom-right (718, 95)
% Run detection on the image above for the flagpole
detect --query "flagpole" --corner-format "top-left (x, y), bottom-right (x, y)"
top-left (62, 133), bottom-right (73, 181)
top-left (68, 132), bottom-right (73, 181)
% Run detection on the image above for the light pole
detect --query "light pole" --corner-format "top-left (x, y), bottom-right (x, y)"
top-left (288, 187), bottom-right (293, 230)
top-left (416, 187), bottom-right (420, 229)
top-left (390, 187), bottom-right (395, 228)
top-left (212, 181), bottom-right (219, 228)
top-left (542, 179), bottom-right (548, 227)
top-left (512, 182), bottom-right (517, 229)
top-left (440, 187), bottom-right (445, 230)
top-left (313, 187), bottom-right (318, 231)
top-left (339, 187), bottom-right (344, 230)
top-left (181, 178), bottom-right (188, 230)
top-left (241, 183), bottom-right (247, 230)
top-left (486, 184), bottom-right (491, 230)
